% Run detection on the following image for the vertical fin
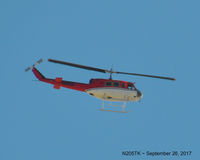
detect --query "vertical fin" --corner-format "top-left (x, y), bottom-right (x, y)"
top-left (32, 67), bottom-right (46, 80)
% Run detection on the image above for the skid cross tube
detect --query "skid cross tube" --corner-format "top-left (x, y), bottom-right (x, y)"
top-left (100, 100), bottom-right (129, 113)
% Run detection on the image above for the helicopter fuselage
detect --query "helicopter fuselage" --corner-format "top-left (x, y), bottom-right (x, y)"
top-left (86, 79), bottom-right (142, 102)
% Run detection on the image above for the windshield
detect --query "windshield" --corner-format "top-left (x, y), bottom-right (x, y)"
top-left (128, 83), bottom-right (136, 90)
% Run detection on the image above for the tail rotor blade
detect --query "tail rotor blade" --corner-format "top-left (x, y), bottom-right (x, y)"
top-left (25, 59), bottom-right (43, 72)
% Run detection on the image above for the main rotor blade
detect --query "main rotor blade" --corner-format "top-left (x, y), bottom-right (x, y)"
top-left (114, 71), bottom-right (176, 81)
top-left (48, 59), bottom-right (108, 73)
top-left (48, 59), bottom-right (175, 81)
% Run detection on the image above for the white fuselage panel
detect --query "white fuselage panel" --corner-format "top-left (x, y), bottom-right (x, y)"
top-left (86, 87), bottom-right (142, 102)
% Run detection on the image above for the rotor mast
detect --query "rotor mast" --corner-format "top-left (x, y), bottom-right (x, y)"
top-left (108, 67), bottom-right (114, 80)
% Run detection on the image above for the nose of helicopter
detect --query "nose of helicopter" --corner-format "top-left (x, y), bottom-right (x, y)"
top-left (137, 90), bottom-right (143, 99)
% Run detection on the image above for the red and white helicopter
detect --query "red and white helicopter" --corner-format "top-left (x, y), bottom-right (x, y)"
top-left (26, 59), bottom-right (176, 113)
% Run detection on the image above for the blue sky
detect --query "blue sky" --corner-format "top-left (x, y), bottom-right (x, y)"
top-left (1, 0), bottom-right (200, 160)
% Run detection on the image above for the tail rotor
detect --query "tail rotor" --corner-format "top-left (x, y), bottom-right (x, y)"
top-left (25, 59), bottom-right (43, 72)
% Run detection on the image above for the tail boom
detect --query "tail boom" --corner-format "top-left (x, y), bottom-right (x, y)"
top-left (32, 67), bottom-right (89, 92)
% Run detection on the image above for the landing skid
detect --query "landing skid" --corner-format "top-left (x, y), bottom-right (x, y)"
top-left (100, 108), bottom-right (130, 113)
top-left (100, 101), bottom-right (130, 113)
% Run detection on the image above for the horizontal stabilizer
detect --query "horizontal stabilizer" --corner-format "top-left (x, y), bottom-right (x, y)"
top-left (54, 78), bottom-right (62, 89)
top-left (55, 77), bottom-right (62, 82)
top-left (54, 85), bottom-right (61, 89)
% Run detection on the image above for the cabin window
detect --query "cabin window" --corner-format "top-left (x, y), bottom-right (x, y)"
top-left (121, 83), bottom-right (125, 88)
top-left (128, 84), bottom-right (133, 90)
top-left (113, 82), bottom-right (119, 87)
top-left (106, 82), bottom-right (112, 86)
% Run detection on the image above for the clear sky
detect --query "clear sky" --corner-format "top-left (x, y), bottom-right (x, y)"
top-left (1, 0), bottom-right (199, 160)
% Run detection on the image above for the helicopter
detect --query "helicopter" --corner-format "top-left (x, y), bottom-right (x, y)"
top-left (26, 59), bottom-right (176, 113)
